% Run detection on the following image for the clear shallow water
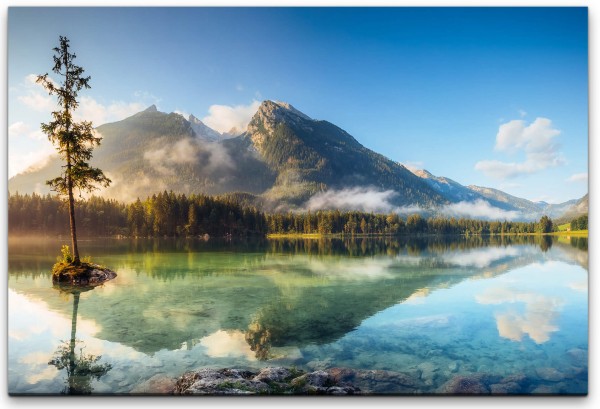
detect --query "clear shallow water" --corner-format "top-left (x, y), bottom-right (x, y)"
top-left (8, 236), bottom-right (588, 395)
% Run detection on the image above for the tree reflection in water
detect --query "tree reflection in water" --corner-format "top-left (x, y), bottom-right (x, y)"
top-left (539, 235), bottom-right (553, 252)
top-left (49, 285), bottom-right (111, 395)
top-left (245, 319), bottom-right (272, 360)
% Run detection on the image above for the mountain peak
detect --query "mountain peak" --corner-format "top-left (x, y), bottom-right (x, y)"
top-left (257, 100), bottom-right (312, 121)
top-left (246, 100), bottom-right (314, 150)
top-left (187, 114), bottom-right (221, 141)
top-left (411, 168), bottom-right (434, 179)
top-left (223, 127), bottom-right (242, 137)
top-left (188, 114), bottom-right (202, 124)
top-left (144, 104), bottom-right (158, 113)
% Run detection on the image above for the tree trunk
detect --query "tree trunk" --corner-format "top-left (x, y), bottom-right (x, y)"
top-left (68, 292), bottom-right (80, 392)
top-left (63, 44), bottom-right (80, 265)
top-left (68, 185), bottom-right (80, 264)
top-left (66, 142), bottom-right (80, 264)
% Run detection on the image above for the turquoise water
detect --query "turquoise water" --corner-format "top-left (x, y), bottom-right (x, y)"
top-left (7, 236), bottom-right (588, 394)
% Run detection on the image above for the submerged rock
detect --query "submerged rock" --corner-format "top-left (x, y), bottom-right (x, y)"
top-left (531, 384), bottom-right (559, 394)
top-left (566, 348), bottom-right (588, 366)
top-left (253, 367), bottom-right (292, 383)
top-left (536, 367), bottom-right (565, 382)
top-left (416, 361), bottom-right (438, 386)
top-left (490, 382), bottom-right (522, 395)
top-left (173, 368), bottom-right (269, 395)
top-left (130, 374), bottom-right (177, 394)
top-left (438, 375), bottom-right (490, 395)
top-left (447, 361), bottom-right (460, 373)
top-left (172, 367), bottom-right (360, 395)
top-left (328, 367), bottom-right (422, 394)
top-left (488, 372), bottom-right (529, 394)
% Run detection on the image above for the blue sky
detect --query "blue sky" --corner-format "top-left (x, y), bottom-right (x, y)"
top-left (8, 7), bottom-right (588, 203)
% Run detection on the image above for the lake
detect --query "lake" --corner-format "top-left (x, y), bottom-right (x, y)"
top-left (7, 235), bottom-right (588, 395)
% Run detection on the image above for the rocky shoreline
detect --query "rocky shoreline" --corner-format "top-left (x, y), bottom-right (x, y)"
top-left (171, 367), bottom-right (359, 395)
top-left (128, 365), bottom-right (587, 395)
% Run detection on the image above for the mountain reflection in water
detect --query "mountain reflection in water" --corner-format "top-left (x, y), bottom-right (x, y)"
top-left (8, 235), bottom-right (588, 394)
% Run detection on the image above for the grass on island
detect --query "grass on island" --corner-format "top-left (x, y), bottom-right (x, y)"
top-left (51, 245), bottom-right (104, 282)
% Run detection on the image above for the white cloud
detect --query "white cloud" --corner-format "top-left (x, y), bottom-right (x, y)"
top-left (439, 199), bottom-right (521, 221)
top-left (9, 122), bottom-right (31, 138)
top-left (9, 144), bottom-right (56, 178)
top-left (16, 74), bottom-right (55, 112)
top-left (519, 109), bottom-right (527, 118)
top-left (25, 73), bottom-right (56, 87)
top-left (475, 117), bottom-right (565, 179)
top-left (17, 74), bottom-right (157, 126)
top-left (476, 286), bottom-right (562, 344)
top-left (301, 255), bottom-right (395, 280)
top-left (442, 246), bottom-right (521, 268)
top-left (306, 187), bottom-right (399, 213)
top-left (9, 120), bottom-right (53, 177)
top-left (568, 280), bottom-right (587, 293)
top-left (143, 137), bottom-right (234, 176)
top-left (202, 100), bottom-right (261, 133)
top-left (18, 92), bottom-right (54, 112)
top-left (74, 96), bottom-right (147, 125)
top-left (200, 330), bottom-right (256, 360)
top-left (144, 139), bottom-right (199, 175)
top-left (305, 188), bottom-right (519, 220)
top-left (566, 172), bottom-right (588, 183)
top-left (174, 109), bottom-right (190, 119)
top-left (495, 117), bottom-right (560, 152)
top-left (10, 74), bottom-right (164, 177)
top-left (395, 204), bottom-right (426, 215)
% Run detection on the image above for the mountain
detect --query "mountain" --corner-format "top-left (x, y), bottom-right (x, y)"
top-left (412, 169), bottom-right (492, 204)
top-left (9, 105), bottom-right (276, 202)
top-left (410, 168), bottom-right (586, 220)
top-left (242, 100), bottom-right (446, 206)
top-left (8, 100), bottom-right (586, 219)
top-left (555, 194), bottom-right (588, 222)
top-left (9, 101), bottom-right (444, 208)
top-left (188, 114), bottom-right (222, 141)
top-left (466, 185), bottom-right (544, 215)
top-left (467, 185), bottom-right (583, 219)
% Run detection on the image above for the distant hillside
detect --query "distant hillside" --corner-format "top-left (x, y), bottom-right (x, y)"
top-left (467, 185), bottom-right (543, 215)
top-left (555, 194), bottom-right (589, 223)
top-left (410, 168), bottom-right (585, 220)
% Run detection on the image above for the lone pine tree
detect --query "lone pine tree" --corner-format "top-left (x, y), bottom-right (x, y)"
top-left (37, 36), bottom-right (110, 264)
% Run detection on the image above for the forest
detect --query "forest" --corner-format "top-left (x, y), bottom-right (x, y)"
top-left (8, 191), bottom-right (566, 238)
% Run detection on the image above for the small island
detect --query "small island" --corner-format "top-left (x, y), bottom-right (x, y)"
top-left (52, 245), bottom-right (116, 286)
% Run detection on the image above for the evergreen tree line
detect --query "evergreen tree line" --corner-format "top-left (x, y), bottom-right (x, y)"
top-left (8, 192), bottom-right (266, 237)
top-left (8, 193), bottom-right (127, 237)
top-left (9, 192), bottom-right (562, 238)
top-left (265, 211), bottom-right (553, 235)
top-left (570, 214), bottom-right (588, 231)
